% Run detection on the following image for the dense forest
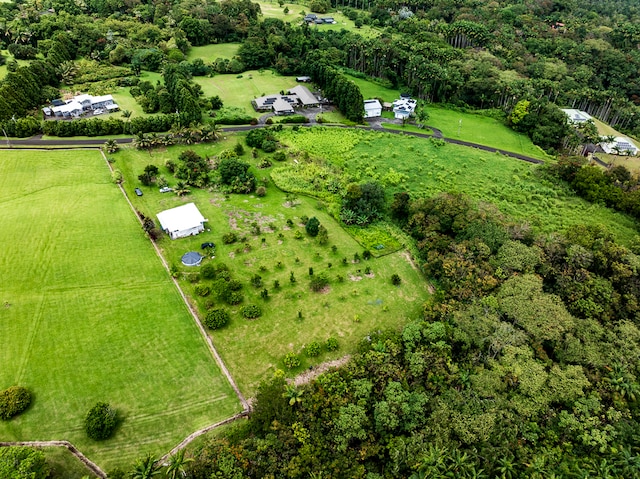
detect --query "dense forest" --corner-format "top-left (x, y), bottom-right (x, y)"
top-left (2, 0), bottom-right (640, 477)
top-left (1, 0), bottom-right (640, 149)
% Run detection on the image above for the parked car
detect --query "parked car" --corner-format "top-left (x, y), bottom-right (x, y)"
top-left (93, 108), bottom-right (104, 115)
top-left (134, 188), bottom-right (143, 196)
top-left (159, 186), bottom-right (173, 193)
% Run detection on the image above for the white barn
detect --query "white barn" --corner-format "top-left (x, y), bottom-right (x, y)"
top-left (364, 99), bottom-right (382, 118)
top-left (157, 203), bottom-right (207, 240)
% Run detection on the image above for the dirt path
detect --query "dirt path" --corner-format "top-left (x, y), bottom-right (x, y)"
top-left (290, 355), bottom-right (352, 387)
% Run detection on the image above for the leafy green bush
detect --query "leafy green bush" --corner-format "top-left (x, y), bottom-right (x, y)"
top-left (273, 151), bottom-right (286, 162)
top-left (241, 304), bottom-right (262, 319)
top-left (284, 352), bottom-right (301, 369)
top-left (326, 337), bottom-right (339, 351)
top-left (85, 402), bottom-right (117, 440)
top-left (222, 232), bottom-right (238, 244)
top-left (304, 341), bottom-right (322, 357)
top-left (194, 284), bottom-right (211, 297)
top-left (391, 274), bottom-right (402, 285)
top-left (256, 186), bottom-right (267, 197)
top-left (226, 291), bottom-right (244, 305)
top-left (0, 386), bottom-right (32, 420)
top-left (262, 140), bottom-right (277, 153)
top-left (200, 263), bottom-right (217, 279)
top-left (278, 115), bottom-right (308, 124)
top-left (310, 273), bottom-right (330, 292)
top-left (306, 217), bottom-right (320, 237)
top-left (204, 309), bottom-right (230, 329)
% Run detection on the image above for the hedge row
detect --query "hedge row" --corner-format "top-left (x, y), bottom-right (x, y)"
top-left (0, 114), bottom-right (179, 138)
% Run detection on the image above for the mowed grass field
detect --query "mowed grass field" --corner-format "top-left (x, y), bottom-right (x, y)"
top-left (187, 43), bottom-right (241, 62)
top-left (277, 127), bottom-right (639, 245)
top-left (194, 70), bottom-right (299, 113)
top-left (343, 74), bottom-right (549, 159)
top-left (114, 140), bottom-right (430, 393)
top-left (0, 150), bottom-right (240, 469)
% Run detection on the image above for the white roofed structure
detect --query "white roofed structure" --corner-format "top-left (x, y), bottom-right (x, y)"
top-left (600, 137), bottom-right (638, 156)
top-left (157, 203), bottom-right (207, 240)
top-left (363, 99), bottom-right (382, 118)
top-left (561, 109), bottom-right (593, 124)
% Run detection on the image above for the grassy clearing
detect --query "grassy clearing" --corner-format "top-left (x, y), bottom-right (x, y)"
top-left (344, 74), bottom-right (401, 103)
top-left (256, 2), bottom-right (380, 37)
top-left (427, 106), bottom-right (550, 159)
top-left (0, 150), bottom-right (240, 469)
top-left (43, 447), bottom-right (98, 479)
top-left (603, 153), bottom-right (640, 173)
top-left (382, 122), bottom-right (433, 135)
top-left (194, 70), bottom-right (298, 113)
top-left (187, 44), bottom-right (241, 61)
top-left (113, 139), bottom-right (430, 393)
top-left (276, 127), bottom-right (639, 245)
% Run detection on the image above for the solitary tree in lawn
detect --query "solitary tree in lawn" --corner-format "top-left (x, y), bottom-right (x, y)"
top-left (306, 217), bottom-right (320, 237)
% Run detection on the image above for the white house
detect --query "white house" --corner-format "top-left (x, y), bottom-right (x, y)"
top-left (48, 94), bottom-right (118, 118)
top-left (157, 203), bottom-right (207, 240)
top-left (561, 108), bottom-right (592, 124)
top-left (393, 97), bottom-right (417, 119)
top-left (363, 99), bottom-right (382, 118)
top-left (600, 137), bottom-right (638, 156)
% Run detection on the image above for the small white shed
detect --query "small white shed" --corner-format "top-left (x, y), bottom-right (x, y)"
top-left (364, 99), bottom-right (382, 118)
top-left (157, 203), bottom-right (207, 240)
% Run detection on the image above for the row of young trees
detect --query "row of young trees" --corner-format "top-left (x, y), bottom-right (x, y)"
top-left (168, 190), bottom-right (640, 479)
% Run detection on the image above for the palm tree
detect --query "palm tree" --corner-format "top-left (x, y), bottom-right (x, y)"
top-left (129, 454), bottom-right (160, 479)
top-left (104, 139), bottom-right (119, 153)
top-left (164, 449), bottom-right (193, 479)
top-left (133, 132), bottom-right (151, 151)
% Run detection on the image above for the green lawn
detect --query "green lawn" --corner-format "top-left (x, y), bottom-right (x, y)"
top-left (427, 106), bottom-right (550, 159)
top-left (194, 70), bottom-right (299, 113)
top-left (345, 74), bottom-right (401, 103)
top-left (0, 150), bottom-right (241, 470)
top-left (276, 127), bottom-right (639, 245)
top-left (256, 2), bottom-right (380, 37)
top-left (113, 139), bottom-right (430, 393)
top-left (43, 447), bottom-right (98, 479)
top-left (187, 43), bottom-right (241, 62)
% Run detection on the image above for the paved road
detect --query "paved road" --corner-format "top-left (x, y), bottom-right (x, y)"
top-left (2, 124), bottom-right (545, 165)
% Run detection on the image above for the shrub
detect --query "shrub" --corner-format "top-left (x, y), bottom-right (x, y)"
top-left (204, 309), bottom-right (230, 329)
top-left (222, 232), bottom-right (238, 244)
top-left (260, 288), bottom-right (269, 299)
top-left (294, 230), bottom-right (304, 240)
top-left (262, 140), bottom-right (277, 153)
top-left (228, 279), bottom-right (243, 291)
top-left (242, 304), bottom-right (262, 319)
top-left (0, 386), bottom-right (32, 420)
top-left (85, 402), bottom-right (117, 440)
top-left (362, 250), bottom-right (372, 260)
top-left (284, 352), bottom-right (301, 369)
top-left (304, 341), bottom-right (322, 357)
top-left (200, 263), bottom-right (217, 279)
top-left (317, 226), bottom-right (328, 244)
top-left (256, 186), bottom-right (267, 197)
top-left (326, 337), bottom-right (339, 351)
top-left (251, 274), bottom-right (263, 288)
top-left (310, 273), bottom-right (330, 292)
top-left (257, 158), bottom-right (272, 169)
top-left (391, 274), bottom-right (402, 285)
top-left (300, 215), bottom-right (309, 225)
top-left (194, 284), bottom-right (211, 297)
top-left (273, 151), bottom-right (286, 162)
top-left (226, 291), bottom-right (244, 305)
top-left (305, 217), bottom-right (320, 237)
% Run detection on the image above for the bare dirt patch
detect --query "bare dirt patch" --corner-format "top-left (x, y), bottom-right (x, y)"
top-left (349, 274), bottom-right (363, 281)
top-left (401, 251), bottom-right (418, 270)
top-left (365, 272), bottom-right (375, 279)
top-left (291, 355), bottom-right (352, 387)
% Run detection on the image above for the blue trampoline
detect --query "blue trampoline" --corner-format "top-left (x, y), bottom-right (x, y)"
top-left (181, 251), bottom-right (203, 266)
